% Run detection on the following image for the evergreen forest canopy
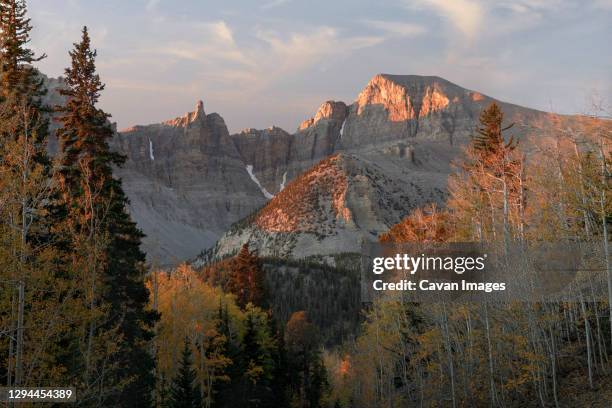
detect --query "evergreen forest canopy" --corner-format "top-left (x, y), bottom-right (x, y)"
top-left (0, 1), bottom-right (610, 407)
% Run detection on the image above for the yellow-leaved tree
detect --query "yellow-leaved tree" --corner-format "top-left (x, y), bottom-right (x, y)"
top-left (148, 263), bottom-right (242, 407)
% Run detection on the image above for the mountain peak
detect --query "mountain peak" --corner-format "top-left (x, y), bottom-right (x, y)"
top-left (356, 74), bottom-right (456, 121)
top-left (163, 99), bottom-right (206, 127)
top-left (195, 99), bottom-right (204, 117)
top-left (376, 73), bottom-right (451, 87)
top-left (298, 100), bottom-right (348, 131)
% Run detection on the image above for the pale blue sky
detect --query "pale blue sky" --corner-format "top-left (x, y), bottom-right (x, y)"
top-left (29, 0), bottom-right (611, 133)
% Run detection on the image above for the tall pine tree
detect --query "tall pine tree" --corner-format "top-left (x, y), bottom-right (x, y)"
top-left (56, 26), bottom-right (157, 407)
top-left (285, 311), bottom-right (328, 407)
top-left (227, 244), bottom-right (267, 309)
top-left (0, 0), bottom-right (49, 151)
top-left (0, 0), bottom-right (42, 92)
top-left (472, 102), bottom-right (516, 158)
top-left (170, 338), bottom-right (202, 408)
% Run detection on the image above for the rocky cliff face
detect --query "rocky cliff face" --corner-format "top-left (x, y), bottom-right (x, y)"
top-left (340, 74), bottom-right (464, 147)
top-left (112, 101), bottom-right (267, 264)
top-left (41, 74), bottom-right (68, 155)
top-left (227, 73), bottom-right (556, 206)
top-left (299, 100), bottom-right (348, 130)
top-left (338, 74), bottom-right (550, 150)
top-left (230, 126), bottom-right (292, 196)
top-left (230, 100), bottom-right (348, 198)
top-left (293, 100), bottom-right (347, 162)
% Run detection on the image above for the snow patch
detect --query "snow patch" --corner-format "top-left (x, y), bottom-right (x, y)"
top-left (246, 165), bottom-right (274, 199)
top-left (279, 171), bottom-right (287, 191)
top-left (148, 138), bottom-right (155, 160)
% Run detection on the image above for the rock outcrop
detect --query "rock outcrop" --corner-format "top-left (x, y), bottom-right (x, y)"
top-left (355, 74), bottom-right (449, 121)
top-left (341, 74), bottom-right (486, 148)
top-left (113, 101), bottom-right (267, 264)
top-left (299, 100), bottom-right (348, 130)
top-left (292, 100), bottom-right (347, 163)
top-left (40, 74), bottom-right (68, 155)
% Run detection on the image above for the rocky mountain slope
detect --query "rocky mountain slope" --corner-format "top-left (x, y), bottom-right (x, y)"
top-left (196, 74), bottom-right (569, 263)
top-left (42, 72), bottom-right (599, 265)
top-left (204, 153), bottom-right (445, 261)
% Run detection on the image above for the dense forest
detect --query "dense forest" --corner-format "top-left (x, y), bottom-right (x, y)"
top-left (0, 1), bottom-right (610, 407)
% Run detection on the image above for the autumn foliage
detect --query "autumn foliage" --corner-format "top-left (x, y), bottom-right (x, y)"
top-left (380, 203), bottom-right (453, 243)
top-left (329, 102), bottom-right (612, 407)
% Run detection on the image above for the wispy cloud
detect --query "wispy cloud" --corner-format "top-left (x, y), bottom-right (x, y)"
top-left (255, 26), bottom-right (382, 77)
top-left (98, 18), bottom-right (383, 105)
top-left (412, 0), bottom-right (483, 38)
top-left (152, 20), bottom-right (254, 67)
top-left (406, 0), bottom-right (586, 39)
top-left (362, 20), bottom-right (427, 38)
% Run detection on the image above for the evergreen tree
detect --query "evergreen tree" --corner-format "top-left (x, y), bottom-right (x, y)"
top-left (472, 102), bottom-right (515, 158)
top-left (0, 0), bottom-right (49, 157)
top-left (56, 27), bottom-right (157, 406)
top-left (56, 26), bottom-right (124, 207)
top-left (285, 311), bottom-right (326, 407)
top-left (241, 306), bottom-right (277, 407)
top-left (214, 305), bottom-right (278, 408)
top-left (241, 312), bottom-right (263, 405)
top-left (0, 0), bottom-right (43, 94)
top-left (307, 356), bottom-right (329, 408)
top-left (213, 303), bottom-right (241, 408)
top-left (0, 0), bottom-right (51, 223)
top-left (269, 316), bottom-right (290, 407)
top-left (158, 373), bottom-right (172, 408)
top-left (169, 338), bottom-right (202, 408)
top-left (227, 244), bottom-right (267, 308)
top-left (450, 102), bottom-right (525, 243)
top-left (200, 300), bottom-right (232, 408)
